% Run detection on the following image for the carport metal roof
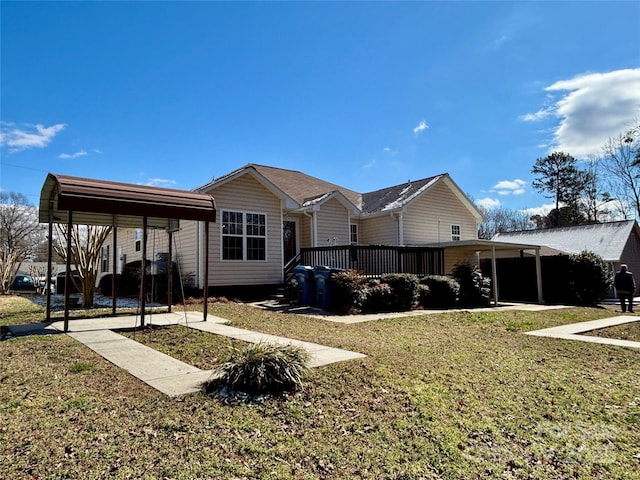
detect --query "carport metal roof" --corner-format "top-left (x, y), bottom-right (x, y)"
top-left (39, 173), bottom-right (216, 331)
top-left (39, 173), bottom-right (216, 228)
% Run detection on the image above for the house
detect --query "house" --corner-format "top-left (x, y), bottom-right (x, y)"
top-left (492, 220), bottom-right (640, 297)
top-left (100, 164), bottom-right (494, 294)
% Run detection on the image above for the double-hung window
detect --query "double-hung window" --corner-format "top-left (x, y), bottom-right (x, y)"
top-left (222, 210), bottom-right (266, 261)
top-left (451, 224), bottom-right (461, 241)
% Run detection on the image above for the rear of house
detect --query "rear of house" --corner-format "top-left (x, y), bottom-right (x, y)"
top-left (98, 164), bottom-right (485, 297)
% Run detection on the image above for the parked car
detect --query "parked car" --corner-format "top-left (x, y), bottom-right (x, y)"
top-left (10, 274), bottom-right (37, 292)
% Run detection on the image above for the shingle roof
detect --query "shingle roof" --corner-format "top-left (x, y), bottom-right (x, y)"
top-left (361, 175), bottom-right (443, 214)
top-left (492, 220), bottom-right (639, 261)
top-left (199, 164), bottom-right (469, 216)
top-left (250, 164), bottom-right (362, 208)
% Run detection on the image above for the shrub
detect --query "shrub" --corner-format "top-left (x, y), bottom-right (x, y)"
top-left (420, 275), bottom-right (459, 308)
top-left (567, 250), bottom-right (612, 306)
top-left (363, 279), bottom-right (394, 312)
top-left (327, 270), bottom-right (368, 314)
top-left (284, 277), bottom-right (298, 304)
top-left (452, 262), bottom-right (491, 307)
top-left (379, 273), bottom-right (420, 311)
top-left (203, 342), bottom-right (310, 396)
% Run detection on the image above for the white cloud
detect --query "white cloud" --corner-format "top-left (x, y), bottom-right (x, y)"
top-left (0, 122), bottom-right (66, 153)
top-left (521, 203), bottom-right (555, 218)
top-left (522, 69), bottom-right (640, 158)
top-left (59, 150), bottom-right (87, 159)
top-left (476, 197), bottom-right (501, 210)
top-left (362, 159), bottom-right (376, 169)
top-left (413, 120), bottom-right (429, 134)
top-left (491, 179), bottom-right (526, 195)
top-left (146, 178), bottom-right (177, 187)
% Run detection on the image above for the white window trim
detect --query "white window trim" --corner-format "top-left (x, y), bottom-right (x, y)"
top-left (451, 224), bottom-right (461, 241)
top-left (350, 223), bottom-right (358, 245)
top-left (220, 209), bottom-right (268, 262)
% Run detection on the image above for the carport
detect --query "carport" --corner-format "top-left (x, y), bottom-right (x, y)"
top-left (39, 173), bottom-right (216, 331)
top-left (433, 239), bottom-right (544, 305)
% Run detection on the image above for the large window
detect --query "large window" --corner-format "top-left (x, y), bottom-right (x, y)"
top-left (221, 210), bottom-right (266, 261)
top-left (451, 224), bottom-right (461, 241)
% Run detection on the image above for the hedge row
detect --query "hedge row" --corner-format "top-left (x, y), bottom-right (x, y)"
top-left (290, 262), bottom-right (492, 314)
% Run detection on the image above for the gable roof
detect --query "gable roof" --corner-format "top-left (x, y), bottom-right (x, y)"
top-left (196, 164), bottom-right (481, 219)
top-left (251, 164), bottom-right (362, 209)
top-left (492, 220), bottom-right (640, 262)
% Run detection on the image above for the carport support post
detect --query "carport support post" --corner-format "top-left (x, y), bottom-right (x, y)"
top-left (63, 212), bottom-right (73, 332)
top-left (167, 230), bottom-right (173, 313)
top-left (491, 245), bottom-right (499, 306)
top-left (112, 225), bottom-right (117, 315)
top-left (535, 248), bottom-right (544, 303)
top-left (46, 220), bottom-right (53, 321)
top-left (140, 217), bottom-right (148, 327)
top-left (203, 221), bottom-right (209, 321)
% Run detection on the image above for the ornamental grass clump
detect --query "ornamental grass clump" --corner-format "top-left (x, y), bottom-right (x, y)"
top-left (203, 342), bottom-right (310, 396)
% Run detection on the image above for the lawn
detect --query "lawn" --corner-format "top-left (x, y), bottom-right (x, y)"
top-left (1, 295), bottom-right (639, 479)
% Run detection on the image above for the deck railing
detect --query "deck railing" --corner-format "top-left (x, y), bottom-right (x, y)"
top-left (293, 245), bottom-right (445, 278)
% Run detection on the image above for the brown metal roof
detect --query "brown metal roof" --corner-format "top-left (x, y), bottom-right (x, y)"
top-left (39, 173), bottom-right (216, 228)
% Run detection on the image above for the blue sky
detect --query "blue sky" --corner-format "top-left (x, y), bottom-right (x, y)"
top-left (2, 1), bottom-right (639, 217)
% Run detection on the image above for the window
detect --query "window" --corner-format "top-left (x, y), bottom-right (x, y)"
top-left (350, 224), bottom-right (358, 244)
top-left (135, 229), bottom-right (142, 252)
top-left (451, 224), bottom-right (461, 241)
top-left (221, 210), bottom-right (266, 261)
top-left (101, 245), bottom-right (109, 272)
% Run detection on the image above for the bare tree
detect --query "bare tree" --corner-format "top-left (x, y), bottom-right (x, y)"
top-left (0, 192), bottom-right (45, 294)
top-left (602, 122), bottom-right (640, 220)
top-left (53, 224), bottom-right (112, 308)
top-left (477, 206), bottom-right (532, 239)
top-left (580, 157), bottom-right (614, 223)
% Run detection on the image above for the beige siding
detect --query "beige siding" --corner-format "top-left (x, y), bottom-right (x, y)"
top-left (98, 227), bottom-right (176, 285)
top-left (297, 215), bottom-right (312, 248)
top-left (403, 181), bottom-right (478, 245)
top-left (203, 174), bottom-right (283, 286)
top-left (316, 198), bottom-right (351, 246)
top-left (360, 214), bottom-right (398, 245)
top-left (173, 221), bottom-right (199, 287)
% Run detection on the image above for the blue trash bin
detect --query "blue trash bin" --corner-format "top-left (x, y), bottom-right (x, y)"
top-left (313, 266), bottom-right (343, 309)
top-left (293, 265), bottom-right (315, 306)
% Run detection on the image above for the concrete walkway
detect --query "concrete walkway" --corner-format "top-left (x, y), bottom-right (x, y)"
top-left (526, 315), bottom-right (640, 349)
top-left (15, 311), bottom-right (366, 397)
top-left (250, 299), bottom-right (575, 324)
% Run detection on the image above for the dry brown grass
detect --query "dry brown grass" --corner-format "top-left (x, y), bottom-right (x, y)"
top-left (1, 297), bottom-right (639, 479)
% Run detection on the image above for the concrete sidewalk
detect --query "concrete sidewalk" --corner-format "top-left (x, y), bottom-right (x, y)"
top-left (20, 311), bottom-right (367, 397)
top-left (250, 299), bottom-right (575, 324)
top-left (526, 315), bottom-right (640, 349)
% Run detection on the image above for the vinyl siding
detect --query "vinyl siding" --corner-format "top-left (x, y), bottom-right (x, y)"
top-left (316, 198), bottom-right (351, 246)
top-left (403, 181), bottom-right (478, 244)
top-left (360, 214), bottom-right (398, 245)
top-left (203, 174), bottom-right (283, 286)
top-left (173, 221), bottom-right (199, 287)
